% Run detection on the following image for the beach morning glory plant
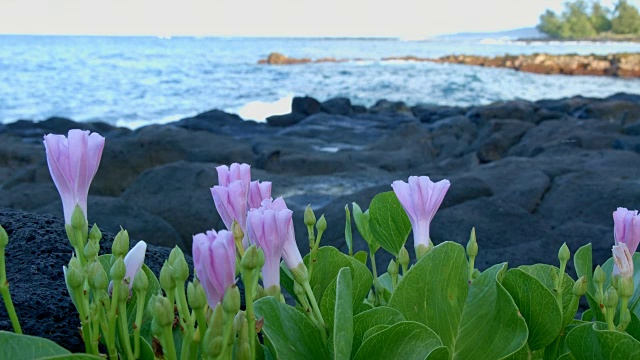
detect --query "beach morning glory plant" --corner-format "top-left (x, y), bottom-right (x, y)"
top-left (1, 131), bottom-right (640, 360)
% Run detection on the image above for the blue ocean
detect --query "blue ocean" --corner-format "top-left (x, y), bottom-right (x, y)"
top-left (1, 35), bottom-right (640, 128)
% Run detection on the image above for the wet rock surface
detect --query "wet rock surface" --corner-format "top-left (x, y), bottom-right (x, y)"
top-left (1, 94), bottom-right (639, 335)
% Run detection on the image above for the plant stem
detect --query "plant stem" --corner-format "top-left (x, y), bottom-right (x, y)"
top-left (118, 301), bottom-right (135, 360)
top-left (107, 281), bottom-right (120, 359)
top-left (133, 290), bottom-right (146, 359)
top-left (195, 307), bottom-right (208, 349)
top-left (556, 263), bottom-right (566, 312)
top-left (468, 256), bottom-right (475, 283)
top-left (162, 325), bottom-right (178, 360)
top-left (244, 269), bottom-right (257, 360)
top-left (221, 313), bottom-right (235, 360)
top-left (302, 281), bottom-right (327, 342)
top-left (78, 285), bottom-right (95, 355)
top-left (0, 248), bottom-right (21, 334)
top-left (175, 281), bottom-right (194, 360)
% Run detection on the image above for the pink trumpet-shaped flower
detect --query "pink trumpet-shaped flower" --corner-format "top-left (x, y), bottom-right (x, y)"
top-left (216, 163), bottom-right (251, 187)
top-left (249, 180), bottom-right (272, 210)
top-left (246, 201), bottom-right (291, 290)
top-left (259, 198), bottom-right (303, 270)
top-left (192, 229), bottom-right (236, 308)
top-left (613, 243), bottom-right (634, 279)
top-left (211, 180), bottom-right (249, 230)
top-left (392, 176), bottom-right (451, 253)
top-left (614, 208), bottom-right (640, 253)
top-left (43, 129), bottom-right (105, 224)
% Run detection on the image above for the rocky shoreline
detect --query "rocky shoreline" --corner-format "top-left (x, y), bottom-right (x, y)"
top-left (259, 52), bottom-right (640, 77)
top-left (1, 94), bottom-right (639, 346)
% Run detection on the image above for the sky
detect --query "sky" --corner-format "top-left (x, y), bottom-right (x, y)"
top-left (0, 0), bottom-right (633, 37)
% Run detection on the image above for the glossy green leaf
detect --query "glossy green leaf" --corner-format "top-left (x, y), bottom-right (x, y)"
top-left (426, 347), bottom-right (450, 360)
top-left (37, 355), bottom-right (104, 360)
top-left (353, 251), bottom-right (368, 265)
top-left (351, 306), bottom-right (405, 358)
top-left (565, 322), bottom-right (640, 359)
top-left (518, 264), bottom-right (575, 327)
top-left (353, 321), bottom-right (443, 360)
top-left (502, 268), bottom-right (562, 350)
top-left (254, 297), bottom-right (330, 360)
top-left (352, 203), bottom-right (378, 253)
top-left (279, 263), bottom-right (300, 304)
top-left (574, 243), bottom-right (603, 322)
top-left (368, 191), bottom-right (411, 257)
top-left (389, 242), bottom-right (528, 359)
top-left (0, 331), bottom-right (70, 360)
top-left (332, 267), bottom-right (354, 360)
top-left (345, 205), bottom-right (353, 256)
top-left (362, 324), bottom-right (390, 343)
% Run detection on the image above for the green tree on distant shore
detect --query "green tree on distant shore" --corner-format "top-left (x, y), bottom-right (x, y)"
top-left (611, 0), bottom-right (640, 34)
top-left (538, 0), bottom-right (640, 38)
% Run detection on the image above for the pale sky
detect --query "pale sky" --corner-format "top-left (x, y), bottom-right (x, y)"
top-left (0, 0), bottom-right (633, 37)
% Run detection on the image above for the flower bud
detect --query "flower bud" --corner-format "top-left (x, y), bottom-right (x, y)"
top-left (117, 280), bottom-right (129, 302)
top-left (241, 245), bottom-right (260, 270)
top-left (112, 229), bottom-right (129, 258)
top-left (398, 247), bottom-right (410, 269)
top-left (92, 264), bottom-right (109, 291)
top-left (316, 215), bottom-right (327, 233)
top-left (236, 315), bottom-right (250, 360)
top-left (89, 224), bottom-right (102, 242)
top-left (171, 252), bottom-right (189, 283)
top-left (290, 263), bottom-right (309, 285)
top-left (70, 204), bottom-right (86, 231)
top-left (387, 259), bottom-right (398, 277)
top-left (110, 257), bottom-right (126, 282)
top-left (0, 225), bottom-right (8, 248)
top-left (293, 281), bottom-right (305, 299)
top-left (233, 311), bottom-right (246, 333)
top-left (573, 275), bottom-right (587, 297)
top-left (187, 280), bottom-right (207, 310)
top-left (594, 265), bottom-right (605, 285)
top-left (84, 239), bottom-right (99, 261)
top-left (222, 284), bottom-right (241, 314)
top-left (304, 205), bottom-right (316, 227)
top-left (203, 334), bottom-right (224, 358)
top-left (604, 287), bottom-right (619, 309)
top-left (466, 227), bottom-right (478, 258)
top-left (159, 260), bottom-right (176, 293)
top-left (152, 296), bottom-right (174, 327)
top-left (558, 243), bottom-right (570, 264)
top-left (151, 318), bottom-right (163, 337)
top-left (133, 268), bottom-right (149, 293)
top-left (232, 220), bottom-right (244, 242)
top-left (65, 265), bottom-right (84, 289)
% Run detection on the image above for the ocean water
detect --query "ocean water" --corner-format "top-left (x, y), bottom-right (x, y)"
top-left (1, 35), bottom-right (640, 128)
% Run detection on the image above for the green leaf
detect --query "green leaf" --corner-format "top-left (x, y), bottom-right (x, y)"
top-left (368, 192), bottom-right (411, 257)
top-left (353, 321), bottom-right (443, 360)
top-left (518, 264), bottom-right (575, 327)
top-left (254, 297), bottom-right (330, 360)
top-left (305, 247), bottom-right (372, 310)
top-left (351, 306), bottom-right (405, 358)
top-left (362, 324), bottom-right (390, 343)
top-left (353, 251), bottom-right (368, 265)
top-left (626, 312), bottom-right (640, 342)
top-left (574, 243), bottom-right (602, 321)
top-left (279, 263), bottom-right (301, 304)
top-left (565, 322), bottom-right (640, 359)
top-left (36, 355), bottom-right (104, 360)
top-left (352, 203), bottom-right (378, 253)
top-left (332, 267), bottom-right (354, 360)
top-left (345, 205), bottom-right (353, 256)
top-left (426, 347), bottom-right (450, 360)
top-left (600, 253), bottom-right (640, 318)
top-left (502, 268), bottom-right (563, 350)
top-left (389, 242), bottom-right (528, 359)
top-left (0, 331), bottom-right (70, 360)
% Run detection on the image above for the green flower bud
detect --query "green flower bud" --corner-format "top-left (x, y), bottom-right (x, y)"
top-left (171, 252), bottom-right (190, 283)
top-left (257, 247), bottom-right (265, 269)
top-left (92, 264), bottom-right (109, 291)
top-left (573, 275), bottom-right (587, 297)
top-left (65, 224), bottom-right (76, 248)
top-left (222, 284), bottom-right (241, 314)
top-left (87, 261), bottom-right (103, 286)
top-left (604, 287), bottom-right (619, 309)
top-left (233, 311), bottom-right (246, 333)
top-left (152, 295), bottom-right (174, 327)
top-left (290, 263), bottom-right (309, 285)
top-left (304, 205), bottom-right (316, 227)
top-left (293, 281), bottom-right (305, 299)
top-left (117, 280), bottom-right (129, 302)
top-left (187, 280), bottom-right (207, 310)
top-left (112, 229), bottom-right (129, 258)
top-left (387, 259), bottom-right (398, 277)
top-left (133, 268), bottom-right (149, 293)
top-left (619, 276), bottom-right (635, 299)
top-left (168, 246), bottom-right (183, 266)
top-left (466, 227), bottom-right (478, 258)
top-left (159, 260), bottom-right (176, 292)
top-left (69, 255), bottom-right (83, 273)
top-left (203, 335), bottom-right (224, 358)
top-left (241, 245), bottom-right (260, 270)
top-left (558, 243), bottom-right (570, 264)
top-left (110, 257), bottom-right (126, 282)
top-left (89, 224), bottom-right (102, 242)
top-left (316, 215), bottom-right (327, 233)
top-left (232, 221), bottom-right (244, 243)
top-left (0, 225), bottom-right (8, 248)
top-left (594, 265), bottom-right (605, 285)
top-left (398, 247), bottom-right (410, 269)
top-left (70, 204), bottom-right (86, 231)
top-left (84, 239), bottom-right (99, 261)
top-left (65, 265), bottom-right (84, 289)
top-left (236, 315), bottom-right (250, 360)
top-left (209, 305), bottom-right (225, 337)
top-left (151, 318), bottom-right (163, 337)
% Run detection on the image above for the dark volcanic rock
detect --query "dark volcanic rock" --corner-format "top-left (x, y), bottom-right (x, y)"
top-left (369, 100), bottom-right (413, 115)
top-left (266, 112), bottom-right (306, 127)
top-left (477, 119), bottom-right (535, 162)
top-left (320, 97), bottom-right (353, 115)
top-left (292, 96), bottom-right (321, 116)
top-left (0, 208), bottom-right (182, 352)
top-left (467, 100), bottom-right (540, 124)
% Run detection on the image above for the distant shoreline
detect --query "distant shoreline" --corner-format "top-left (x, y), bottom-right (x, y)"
top-left (517, 36), bottom-right (640, 43)
top-left (259, 52), bottom-right (640, 78)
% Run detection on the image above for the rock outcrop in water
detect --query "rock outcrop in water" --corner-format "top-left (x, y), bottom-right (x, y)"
top-left (258, 52), bottom-right (640, 77)
top-left (1, 94), bottom-right (639, 341)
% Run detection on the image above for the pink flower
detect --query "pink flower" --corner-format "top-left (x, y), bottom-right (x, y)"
top-left (246, 200), bottom-right (292, 290)
top-left (614, 208), bottom-right (640, 253)
top-left (249, 181), bottom-right (272, 210)
top-left (259, 198), bottom-right (302, 270)
top-left (216, 163), bottom-right (251, 187)
top-left (211, 180), bottom-right (249, 231)
top-left (124, 241), bottom-right (147, 290)
top-left (43, 129), bottom-right (105, 224)
top-left (192, 229), bottom-right (236, 308)
top-left (613, 243), bottom-right (634, 279)
top-left (392, 176), bottom-right (450, 253)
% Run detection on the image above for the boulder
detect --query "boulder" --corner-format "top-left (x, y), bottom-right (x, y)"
top-left (369, 100), bottom-right (413, 115)
top-left (476, 119), bottom-right (535, 162)
top-left (573, 100), bottom-right (640, 126)
top-left (266, 112), bottom-right (306, 127)
top-left (466, 100), bottom-right (540, 124)
top-left (320, 98), bottom-right (352, 115)
top-left (291, 96), bottom-right (321, 116)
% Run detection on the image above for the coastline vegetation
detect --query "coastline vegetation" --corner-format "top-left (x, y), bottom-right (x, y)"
top-left (538, 0), bottom-right (640, 40)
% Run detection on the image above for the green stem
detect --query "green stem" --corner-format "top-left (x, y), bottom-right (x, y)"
top-left (244, 270), bottom-right (257, 360)
top-left (162, 325), bottom-right (178, 360)
top-left (78, 286), bottom-right (94, 355)
top-left (188, 337), bottom-right (200, 360)
top-left (175, 282), bottom-right (194, 360)
top-left (221, 314), bottom-right (235, 360)
top-left (107, 281), bottom-right (120, 359)
top-left (118, 301), bottom-right (135, 360)
top-left (74, 228), bottom-right (87, 267)
top-left (195, 308), bottom-right (208, 348)
top-left (0, 249), bottom-right (21, 334)
top-left (556, 264), bottom-right (566, 312)
top-left (606, 306), bottom-right (616, 331)
top-left (468, 256), bottom-right (475, 283)
top-left (133, 290), bottom-right (147, 359)
top-left (302, 281), bottom-right (327, 342)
